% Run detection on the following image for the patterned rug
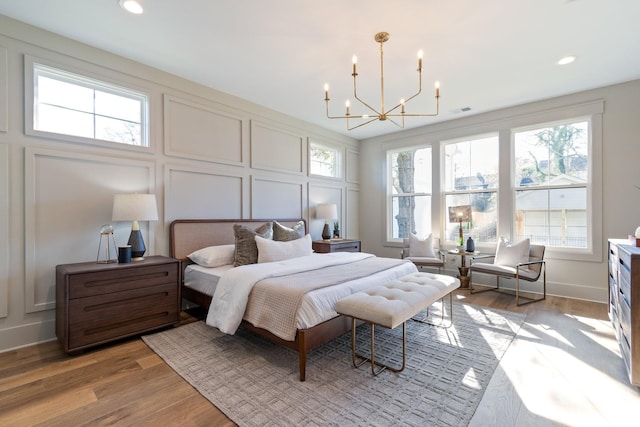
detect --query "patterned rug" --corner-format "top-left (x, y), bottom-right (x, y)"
top-left (142, 303), bottom-right (524, 427)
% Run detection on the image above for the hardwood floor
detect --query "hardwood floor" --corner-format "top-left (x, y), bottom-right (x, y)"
top-left (0, 293), bottom-right (637, 426)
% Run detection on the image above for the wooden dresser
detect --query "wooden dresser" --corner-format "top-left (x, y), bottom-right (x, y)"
top-left (608, 239), bottom-right (640, 385)
top-left (56, 255), bottom-right (180, 354)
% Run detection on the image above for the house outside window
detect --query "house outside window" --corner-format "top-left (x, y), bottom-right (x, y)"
top-left (443, 135), bottom-right (499, 245)
top-left (309, 141), bottom-right (343, 179)
top-left (513, 120), bottom-right (589, 248)
top-left (387, 146), bottom-right (432, 241)
top-left (32, 62), bottom-right (149, 147)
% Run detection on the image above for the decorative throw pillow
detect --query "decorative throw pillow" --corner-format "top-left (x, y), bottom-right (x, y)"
top-left (494, 237), bottom-right (530, 267)
top-left (409, 233), bottom-right (436, 258)
top-left (273, 220), bottom-right (305, 242)
top-left (188, 244), bottom-right (235, 268)
top-left (255, 234), bottom-right (312, 263)
top-left (233, 222), bottom-right (273, 267)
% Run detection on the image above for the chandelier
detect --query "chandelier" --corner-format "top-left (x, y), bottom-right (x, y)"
top-left (323, 32), bottom-right (440, 131)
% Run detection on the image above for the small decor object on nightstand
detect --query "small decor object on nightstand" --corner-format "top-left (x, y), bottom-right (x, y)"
top-left (466, 236), bottom-right (475, 252)
top-left (333, 221), bottom-right (340, 238)
top-left (96, 224), bottom-right (118, 264)
top-left (118, 245), bottom-right (132, 263)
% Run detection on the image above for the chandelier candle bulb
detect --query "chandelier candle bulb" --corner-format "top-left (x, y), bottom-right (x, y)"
top-left (352, 55), bottom-right (357, 75)
top-left (324, 84), bottom-right (329, 101)
top-left (418, 50), bottom-right (423, 71)
top-left (345, 100), bottom-right (350, 115)
top-left (435, 81), bottom-right (440, 97)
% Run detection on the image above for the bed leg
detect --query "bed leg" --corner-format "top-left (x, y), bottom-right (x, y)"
top-left (298, 330), bottom-right (306, 381)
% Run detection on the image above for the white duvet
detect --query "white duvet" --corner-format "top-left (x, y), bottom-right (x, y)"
top-left (206, 252), bottom-right (374, 335)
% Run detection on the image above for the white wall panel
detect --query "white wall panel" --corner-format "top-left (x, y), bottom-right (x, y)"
top-left (0, 144), bottom-right (8, 318)
top-left (251, 176), bottom-right (305, 220)
top-left (24, 148), bottom-right (154, 313)
top-left (164, 95), bottom-right (244, 165)
top-left (0, 45), bottom-right (6, 133)
top-left (347, 188), bottom-right (360, 239)
top-left (250, 121), bottom-right (304, 175)
top-left (165, 165), bottom-right (243, 221)
top-left (346, 149), bottom-right (360, 183)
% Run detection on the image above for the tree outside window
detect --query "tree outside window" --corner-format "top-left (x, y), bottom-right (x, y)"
top-left (388, 147), bottom-right (431, 240)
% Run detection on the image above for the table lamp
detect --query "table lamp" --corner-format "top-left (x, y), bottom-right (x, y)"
top-left (448, 205), bottom-right (472, 247)
top-left (112, 193), bottom-right (158, 261)
top-left (316, 203), bottom-right (338, 240)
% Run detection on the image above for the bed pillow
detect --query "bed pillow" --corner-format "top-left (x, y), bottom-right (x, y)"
top-left (273, 220), bottom-right (305, 242)
top-left (255, 234), bottom-right (313, 263)
top-left (188, 244), bottom-right (235, 268)
top-left (408, 233), bottom-right (436, 258)
top-left (494, 237), bottom-right (530, 267)
top-left (233, 222), bottom-right (273, 267)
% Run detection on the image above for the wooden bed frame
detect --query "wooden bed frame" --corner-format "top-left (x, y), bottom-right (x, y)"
top-left (169, 218), bottom-right (353, 382)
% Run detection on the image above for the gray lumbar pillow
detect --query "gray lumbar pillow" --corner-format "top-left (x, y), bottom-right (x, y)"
top-left (273, 220), bottom-right (305, 242)
top-left (233, 222), bottom-right (273, 267)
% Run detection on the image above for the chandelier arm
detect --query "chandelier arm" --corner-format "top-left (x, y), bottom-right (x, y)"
top-left (347, 116), bottom-right (380, 131)
top-left (353, 74), bottom-right (382, 116)
top-left (386, 116), bottom-right (404, 128)
top-left (387, 96), bottom-right (439, 118)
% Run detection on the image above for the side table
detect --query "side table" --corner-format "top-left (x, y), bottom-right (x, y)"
top-left (447, 249), bottom-right (480, 289)
top-left (312, 239), bottom-right (361, 253)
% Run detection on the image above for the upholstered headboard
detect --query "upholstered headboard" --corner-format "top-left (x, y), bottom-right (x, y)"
top-left (169, 218), bottom-right (306, 260)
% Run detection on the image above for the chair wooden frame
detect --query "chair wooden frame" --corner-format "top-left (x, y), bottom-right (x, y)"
top-left (469, 245), bottom-right (546, 306)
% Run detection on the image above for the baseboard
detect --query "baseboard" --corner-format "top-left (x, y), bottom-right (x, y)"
top-left (0, 319), bottom-right (56, 353)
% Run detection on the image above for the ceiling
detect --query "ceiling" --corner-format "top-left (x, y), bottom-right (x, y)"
top-left (0, 0), bottom-right (638, 140)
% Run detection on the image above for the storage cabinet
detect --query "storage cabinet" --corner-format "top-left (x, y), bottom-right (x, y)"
top-left (56, 256), bottom-right (180, 354)
top-left (312, 239), bottom-right (361, 253)
top-left (608, 239), bottom-right (640, 386)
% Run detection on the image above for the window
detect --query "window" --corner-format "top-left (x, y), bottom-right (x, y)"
top-left (309, 141), bottom-right (342, 178)
top-left (443, 135), bottom-right (499, 245)
top-left (33, 63), bottom-right (149, 147)
top-left (513, 120), bottom-right (589, 248)
top-left (387, 146), bottom-right (432, 240)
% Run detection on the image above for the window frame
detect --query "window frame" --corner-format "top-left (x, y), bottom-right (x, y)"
top-left (511, 116), bottom-right (596, 259)
top-left (308, 140), bottom-right (344, 180)
top-left (441, 133), bottom-right (500, 247)
top-left (386, 144), bottom-right (433, 243)
top-left (25, 55), bottom-right (151, 152)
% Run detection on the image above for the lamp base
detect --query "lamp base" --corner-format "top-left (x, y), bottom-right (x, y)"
top-left (127, 229), bottom-right (146, 261)
top-left (322, 223), bottom-right (332, 240)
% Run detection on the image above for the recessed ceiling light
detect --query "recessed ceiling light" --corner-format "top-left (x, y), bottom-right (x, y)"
top-left (557, 56), bottom-right (576, 65)
top-left (119, 0), bottom-right (143, 14)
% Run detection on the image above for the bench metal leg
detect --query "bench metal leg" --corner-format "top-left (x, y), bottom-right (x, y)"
top-left (411, 292), bottom-right (455, 328)
top-left (350, 318), bottom-right (406, 375)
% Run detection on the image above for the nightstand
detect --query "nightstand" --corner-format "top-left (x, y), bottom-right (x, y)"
top-left (312, 239), bottom-right (361, 253)
top-left (56, 255), bottom-right (180, 354)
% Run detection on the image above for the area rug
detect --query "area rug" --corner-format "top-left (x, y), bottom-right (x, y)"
top-left (142, 303), bottom-right (525, 427)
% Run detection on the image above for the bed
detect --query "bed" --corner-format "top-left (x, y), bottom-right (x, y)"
top-left (169, 218), bottom-right (417, 381)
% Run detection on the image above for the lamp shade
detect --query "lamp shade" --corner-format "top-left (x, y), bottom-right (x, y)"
top-left (316, 203), bottom-right (338, 221)
top-left (112, 194), bottom-right (158, 222)
top-left (448, 205), bottom-right (472, 223)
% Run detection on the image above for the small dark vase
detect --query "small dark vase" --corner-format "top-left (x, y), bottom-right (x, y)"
top-left (333, 229), bottom-right (340, 238)
top-left (466, 236), bottom-right (475, 252)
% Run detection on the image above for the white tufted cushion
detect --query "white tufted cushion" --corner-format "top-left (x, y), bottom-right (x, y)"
top-left (336, 272), bottom-right (460, 329)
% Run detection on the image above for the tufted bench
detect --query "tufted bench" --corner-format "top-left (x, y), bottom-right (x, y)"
top-left (335, 272), bottom-right (460, 375)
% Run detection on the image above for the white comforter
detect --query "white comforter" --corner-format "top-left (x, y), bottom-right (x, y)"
top-left (206, 252), bottom-right (374, 335)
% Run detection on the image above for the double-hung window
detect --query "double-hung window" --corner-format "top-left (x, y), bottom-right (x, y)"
top-left (387, 146), bottom-right (432, 240)
top-left (32, 62), bottom-right (149, 147)
top-left (513, 120), bottom-right (589, 248)
top-left (442, 135), bottom-right (499, 245)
